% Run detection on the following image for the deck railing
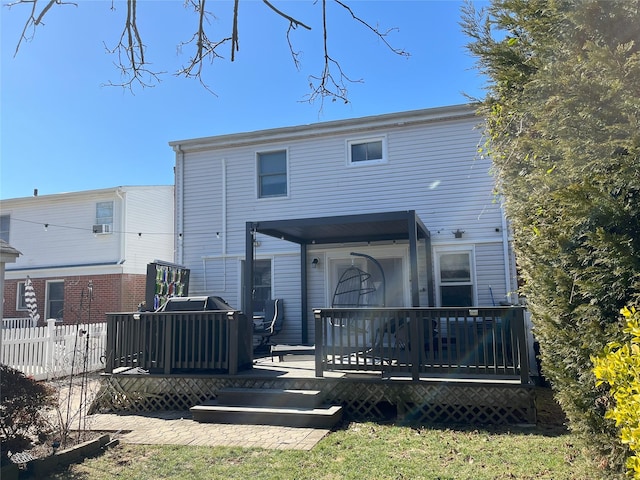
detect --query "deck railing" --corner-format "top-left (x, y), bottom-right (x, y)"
top-left (314, 306), bottom-right (531, 384)
top-left (105, 311), bottom-right (253, 375)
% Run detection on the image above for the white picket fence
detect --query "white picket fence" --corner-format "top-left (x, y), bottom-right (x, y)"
top-left (1, 319), bottom-right (107, 381)
top-left (2, 317), bottom-right (37, 329)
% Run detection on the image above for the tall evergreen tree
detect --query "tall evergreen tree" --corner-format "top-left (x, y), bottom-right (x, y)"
top-left (462, 0), bottom-right (640, 474)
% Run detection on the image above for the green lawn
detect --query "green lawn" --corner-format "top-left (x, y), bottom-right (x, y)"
top-left (43, 422), bottom-right (595, 480)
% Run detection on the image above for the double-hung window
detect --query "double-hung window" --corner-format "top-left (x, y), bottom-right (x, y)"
top-left (46, 280), bottom-right (65, 321)
top-left (96, 201), bottom-right (114, 227)
top-left (16, 281), bottom-right (27, 310)
top-left (257, 150), bottom-right (287, 198)
top-left (436, 250), bottom-right (475, 307)
top-left (348, 137), bottom-right (386, 165)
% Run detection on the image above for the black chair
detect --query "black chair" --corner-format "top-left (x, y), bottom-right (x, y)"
top-left (253, 299), bottom-right (284, 349)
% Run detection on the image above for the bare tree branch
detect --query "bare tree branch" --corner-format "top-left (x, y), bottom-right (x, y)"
top-left (6, 0), bottom-right (77, 57)
top-left (102, 0), bottom-right (164, 91)
top-left (6, 0), bottom-right (410, 103)
top-left (303, 0), bottom-right (410, 107)
top-left (304, 0), bottom-right (357, 108)
top-left (262, 0), bottom-right (312, 31)
top-left (231, 0), bottom-right (239, 61)
top-left (262, 0), bottom-right (312, 71)
top-left (174, 0), bottom-right (230, 94)
top-left (334, 0), bottom-right (410, 58)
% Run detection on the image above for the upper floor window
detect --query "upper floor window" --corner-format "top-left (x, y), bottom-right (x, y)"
top-left (348, 137), bottom-right (386, 165)
top-left (436, 250), bottom-right (475, 307)
top-left (96, 201), bottom-right (114, 226)
top-left (0, 214), bottom-right (9, 242)
top-left (257, 150), bottom-right (287, 198)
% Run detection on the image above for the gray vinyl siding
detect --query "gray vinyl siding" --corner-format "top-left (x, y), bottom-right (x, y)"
top-left (475, 242), bottom-right (509, 306)
top-left (269, 254), bottom-right (302, 345)
top-left (175, 106), bottom-right (513, 343)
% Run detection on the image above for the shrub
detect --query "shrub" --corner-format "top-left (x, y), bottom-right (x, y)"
top-left (593, 306), bottom-right (640, 479)
top-left (462, 0), bottom-right (640, 474)
top-left (0, 365), bottom-right (56, 465)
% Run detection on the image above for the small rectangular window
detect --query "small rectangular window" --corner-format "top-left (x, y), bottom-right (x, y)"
top-left (96, 201), bottom-right (114, 226)
top-left (348, 138), bottom-right (386, 164)
top-left (258, 151), bottom-right (287, 198)
top-left (0, 214), bottom-right (9, 242)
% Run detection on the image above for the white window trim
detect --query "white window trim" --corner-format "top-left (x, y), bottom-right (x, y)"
top-left (0, 214), bottom-right (10, 243)
top-left (346, 135), bottom-right (388, 166)
top-left (95, 201), bottom-right (114, 232)
top-left (45, 280), bottom-right (64, 320)
top-left (256, 148), bottom-right (290, 199)
top-left (433, 245), bottom-right (477, 307)
top-left (16, 281), bottom-right (27, 311)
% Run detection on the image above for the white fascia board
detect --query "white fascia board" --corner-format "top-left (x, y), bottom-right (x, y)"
top-left (169, 104), bottom-right (477, 154)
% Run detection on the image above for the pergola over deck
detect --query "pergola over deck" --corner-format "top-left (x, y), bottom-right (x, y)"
top-left (244, 210), bottom-right (434, 344)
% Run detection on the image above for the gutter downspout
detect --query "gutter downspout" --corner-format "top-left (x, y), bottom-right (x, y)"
top-left (500, 202), bottom-right (514, 304)
top-left (174, 145), bottom-right (185, 266)
top-left (222, 158), bottom-right (227, 291)
top-left (115, 188), bottom-right (126, 268)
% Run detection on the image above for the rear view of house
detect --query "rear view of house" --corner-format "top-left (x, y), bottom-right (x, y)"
top-left (170, 104), bottom-right (518, 345)
top-left (99, 106), bottom-right (535, 425)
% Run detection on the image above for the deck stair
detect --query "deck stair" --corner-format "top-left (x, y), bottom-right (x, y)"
top-left (190, 387), bottom-right (343, 428)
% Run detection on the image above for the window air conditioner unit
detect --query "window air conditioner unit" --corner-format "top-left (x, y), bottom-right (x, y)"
top-left (92, 224), bottom-right (112, 234)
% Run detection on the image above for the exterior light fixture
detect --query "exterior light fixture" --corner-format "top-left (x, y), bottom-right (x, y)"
top-left (453, 229), bottom-right (465, 239)
top-left (311, 258), bottom-right (319, 269)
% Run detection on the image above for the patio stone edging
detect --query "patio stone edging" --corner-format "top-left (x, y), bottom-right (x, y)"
top-left (3, 434), bottom-right (114, 480)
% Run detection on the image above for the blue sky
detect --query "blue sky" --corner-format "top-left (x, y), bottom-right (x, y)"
top-left (1, 0), bottom-right (487, 200)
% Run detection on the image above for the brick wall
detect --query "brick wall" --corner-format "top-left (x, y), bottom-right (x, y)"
top-left (2, 273), bottom-right (147, 325)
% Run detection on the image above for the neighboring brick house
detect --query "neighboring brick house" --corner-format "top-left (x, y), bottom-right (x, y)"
top-left (1, 186), bottom-right (175, 324)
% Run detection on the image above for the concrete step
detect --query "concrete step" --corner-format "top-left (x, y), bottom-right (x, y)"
top-left (190, 402), bottom-right (343, 428)
top-left (216, 387), bottom-right (323, 409)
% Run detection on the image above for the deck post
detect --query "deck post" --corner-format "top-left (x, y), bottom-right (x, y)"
top-left (314, 309), bottom-right (323, 377)
top-left (244, 222), bottom-right (255, 322)
top-left (228, 311), bottom-right (239, 375)
top-left (408, 214), bottom-right (420, 307)
top-left (105, 315), bottom-right (115, 373)
top-left (513, 308), bottom-right (530, 384)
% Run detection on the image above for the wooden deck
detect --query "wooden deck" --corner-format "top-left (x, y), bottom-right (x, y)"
top-left (100, 306), bottom-right (536, 424)
top-left (91, 355), bottom-right (536, 425)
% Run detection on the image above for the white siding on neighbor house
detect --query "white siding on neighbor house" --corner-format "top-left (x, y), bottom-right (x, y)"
top-left (1, 186), bottom-right (175, 280)
top-left (173, 105), bottom-right (513, 343)
top-left (2, 191), bottom-right (122, 273)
